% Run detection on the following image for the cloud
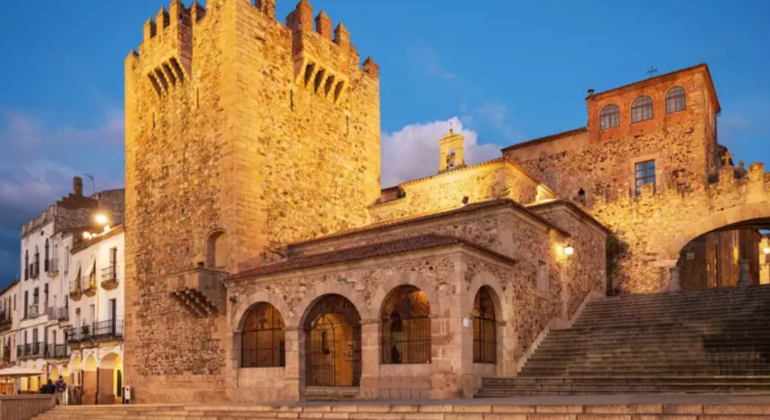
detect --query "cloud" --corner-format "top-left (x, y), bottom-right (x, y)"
top-left (381, 117), bottom-right (502, 187)
top-left (0, 108), bottom-right (125, 282)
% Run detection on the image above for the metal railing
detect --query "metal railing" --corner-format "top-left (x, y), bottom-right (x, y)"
top-left (26, 304), bottom-right (40, 319)
top-left (16, 343), bottom-right (44, 359)
top-left (45, 306), bottom-right (68, 321)
top-left (84, 274), bottom-right (97, 291)
top-left (48, 258), bottom-right (59, 274)
top-left (0, 311), bottom-right (10, 325)
top-left (101, 265), bottom-right (118, 283)
top-left (67, 319), bottom-right (124, 343)
top-left (45, 344), bottom-right (68, 359)
top-left (30, 262), bottom-right (40, 278)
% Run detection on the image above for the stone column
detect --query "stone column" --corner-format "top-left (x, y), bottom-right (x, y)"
top-left (284, 327), bottom-right (301, 402)
top-left (359, 319), bottom-right (379, 400)
top-left (738, 259), bottom-right (751, 288)
top-left (668, 266), bottom-right (681, 293)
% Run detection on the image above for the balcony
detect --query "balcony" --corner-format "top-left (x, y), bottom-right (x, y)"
top-left (25, 304), bottom-right (41, 320)
top-left (70, 279), bottom-right (84, 301)
top-left (67, 319), bottom-right (123, 347)
top-left (101, 265), bottom-right (119, 291)
top-left (167, 267), bottom-right (227, 318)
top-left (2, 348), bottom-right (10, 363)
top-left (17, 343), bottom-right (43, 360)
top-left (45, 344), bottom-right (68, 359)
top-left (83, 273), bottom-right (97, 298)
top-left (30, 262), bottom-right (40, 279)
top-left (48, 258), bottom-right (59, 275)
top-left (46, 306), bottom-right (68, 322)
top-left (0, 312), bottom-right (11, 332)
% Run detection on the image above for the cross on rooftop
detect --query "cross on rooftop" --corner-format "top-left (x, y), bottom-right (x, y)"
top-left (647, 66), bottom-right (658, 78)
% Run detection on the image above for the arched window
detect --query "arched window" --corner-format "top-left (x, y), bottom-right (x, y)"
top-left (206, 230), bottom-right (228, 269)
top-left (666, 86), bottom-right (685, 114)
top-left (473, 287), bottom-right (496, 364)
top-left (381, 285), bottom-right (431, 364)
top-left (599, 105), bottom-right (619, 130)
top-left (241, 303), bottom-right (285, 368)
top-left (631, 96), bottom-right (653, 123)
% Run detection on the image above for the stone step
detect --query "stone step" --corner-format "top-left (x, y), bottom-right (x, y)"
top-left (477, 286), bottom-right (770, 397)
top-left (30, 403), bottom-right (770, 420)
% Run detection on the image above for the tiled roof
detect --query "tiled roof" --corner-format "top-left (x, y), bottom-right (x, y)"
top-left (502, 127), bottom-right (588, 153)
top-left (526, 199), bottom-right (611, 233)
top-left (291, 198), bottom-right (570, 248)
top-left (228, 234), bottom-right (515, 281)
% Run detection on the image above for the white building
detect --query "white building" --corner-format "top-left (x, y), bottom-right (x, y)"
top-left (0, 280), bottom-right (20, 366)
top-left (66, 225), bottom-right (125, 405)
top-left (17, 177), bottom-right (123, 394)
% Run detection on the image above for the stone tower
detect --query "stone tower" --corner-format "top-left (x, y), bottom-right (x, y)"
top-left (124, 0), bottom-right (381, 402)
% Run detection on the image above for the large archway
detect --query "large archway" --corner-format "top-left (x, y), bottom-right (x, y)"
top-left (99, 353), bottom-right (123, 404)
top-left (675, 217), bottom-right (770, 290)
top-left (303, 295), bottom-right (362, 388)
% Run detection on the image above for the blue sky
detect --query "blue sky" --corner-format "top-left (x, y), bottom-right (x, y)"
top-left (0, 0), bottom-right (769, 288)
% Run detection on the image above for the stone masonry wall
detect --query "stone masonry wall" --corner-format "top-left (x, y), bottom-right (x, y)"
top-left (124, 0), bottom-right (380, 403)
top-left (502, 66), bottom-right (770, 294)
top-left (368, 161), bottom-right (550, 224)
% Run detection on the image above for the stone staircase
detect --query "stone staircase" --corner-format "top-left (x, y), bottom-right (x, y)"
top-left (478, 285), bottom-right (770, 397)
top-left (29, 402), bottom-right (770, 420)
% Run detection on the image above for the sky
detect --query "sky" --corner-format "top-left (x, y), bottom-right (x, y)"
top-left (0, 0), bottom-right (769, 288)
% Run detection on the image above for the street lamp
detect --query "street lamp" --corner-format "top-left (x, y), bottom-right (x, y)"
top-left (95, 214), bottom-right (109, 226)
top-left (563, 244), bottom-right (575, 257)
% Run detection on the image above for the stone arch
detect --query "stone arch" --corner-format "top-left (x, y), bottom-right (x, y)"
top-left (466, 271), bottom-right (507, 322)
top-left (664, 202), bottom-right (770, 259)
top-left (205, 228), bottom-right (228, 269)
top-left (372, 271), bottom-right (442, 319)
top-left (296, 280), bottom-right (373, 326)
top-left (232, 290), bottom-right (292, 331)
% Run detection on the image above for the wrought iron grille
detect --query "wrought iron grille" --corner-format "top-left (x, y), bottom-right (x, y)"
top-left (241, 303), bottom-right (286, 368)
top-left (381, 285), bottom-right (431, 364)
top-left (304, 295), bottom-right (362, 387)
top-left (472, 287), bottom-right (497, 364)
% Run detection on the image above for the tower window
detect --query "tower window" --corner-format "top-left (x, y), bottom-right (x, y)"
top-left (666, 86), bottom-right (686, 114)
top-left (631, 96), bottom-right (653, 123)
top-left (635, 160), bottom-right (656, 196)
top-left (599, 105), bottom-right (619, 130)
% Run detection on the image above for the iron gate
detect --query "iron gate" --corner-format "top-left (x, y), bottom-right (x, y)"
top-left (304, 295), bottom-right (362, 387)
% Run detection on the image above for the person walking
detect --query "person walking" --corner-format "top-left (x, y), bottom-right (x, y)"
top-left (55, 376), bottom-right (67, 406)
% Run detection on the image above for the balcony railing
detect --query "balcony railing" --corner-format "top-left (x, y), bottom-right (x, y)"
top-left (45, 344), bottom-right (68, 359)
top-left (0, 311), bottom-right (10, 325)
top-left (17, 343), bottom-right (43, 359)
top-left (101, 265), bottom-right (119, 290)
top-left (30, 262), bottom-right (40, 279)
top-left (48, 258), bottom-right (59, 274)
top-left (25, 304), bottom-right (40, 319)
top-left (67, 319), bottom-right (124, 344)
top-left (45, 306), bottom-right (68, 322)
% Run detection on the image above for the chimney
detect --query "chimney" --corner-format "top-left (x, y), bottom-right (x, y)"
top-left (586, 89), bottom-right (595, 100)
top-left (73, 177), bottom-right (83, 196)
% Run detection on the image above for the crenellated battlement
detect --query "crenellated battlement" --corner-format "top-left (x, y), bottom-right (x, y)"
top-left (284, 0), bottom-right (378, 104)
top-left (131, 0), bottom-right (200, 98)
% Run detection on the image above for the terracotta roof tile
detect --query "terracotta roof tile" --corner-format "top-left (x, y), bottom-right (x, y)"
top-left (228, 234), bottom-right (515, 281)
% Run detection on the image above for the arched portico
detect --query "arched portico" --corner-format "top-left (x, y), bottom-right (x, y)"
top-left (301, 294), bottom-right (362, 390)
